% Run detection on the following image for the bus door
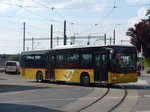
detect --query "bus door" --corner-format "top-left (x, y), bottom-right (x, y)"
top-left (46, 55), bottom-right (55, 80)
top-left (94, 53), bottom-right (109, 82)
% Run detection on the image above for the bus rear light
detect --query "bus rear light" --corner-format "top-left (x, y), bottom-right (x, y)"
top-left (16, 66), bottom-right (19, 70)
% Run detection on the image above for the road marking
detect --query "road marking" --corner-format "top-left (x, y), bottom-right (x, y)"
top-left (144, 95), bottom-right (150, 98)
top-left (136, 110), bottom-right (150, 112)
top-left (128, 79), bottom-right (148, 85)
top-left (104, 96), bottom-right (139, 99)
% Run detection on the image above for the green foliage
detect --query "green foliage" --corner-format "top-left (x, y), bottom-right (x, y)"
top-left (126, 8), bottom-right (150, 58)
top-left (143, 58), bottom-right (150, 74)
top-left (144, 58), bottom-right (150, 67)
top-left (10, 54), bottom-right (21, 62)
top-left (146, 68), bottom-right (150, 74)
top-left (146, 8), bottom-right (150, 16)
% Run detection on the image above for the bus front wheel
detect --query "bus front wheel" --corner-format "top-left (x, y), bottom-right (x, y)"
top-left (36, 72), bottom-right (43, 82)
top-left (81, 73), bottom-right (90, 86)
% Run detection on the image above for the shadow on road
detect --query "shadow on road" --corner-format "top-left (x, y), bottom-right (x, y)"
top-left (101, 83), bottom-right (150, 90)
top-left (0, 103), bottom-right (64, 112)
top-left (26, 80), bottom-right (150, 90)
top-left (1, 80), bottom-right (148, 94)
top-left (0, 85), bottom-right (49, 93)
top-left (123, 84), bottom-right (150, 90)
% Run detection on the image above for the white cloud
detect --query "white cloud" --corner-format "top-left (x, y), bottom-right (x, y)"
top-left (52, 0), bottom-right (99, 9)
top-left (0, 0), bottom-right (45, 13)
top-left (52, 1), bottom-right (73, 9)
top-left (137, 8), bottom-right (147, 18)
top-left (125, 0), bottom-right (149, 3)
top-left (128, 8), bottom-right (147, 26)
top-left (72, 0), bottom-right (96, 4)
top-left (22, 0), bottom-right (35, 7)
top-left (51, 0), bottom-right (84, 9)
top-left (0, 0), bottom-right (20, 12)
top-left (0, 4), bottom-right (10, 12)
top-left (128, 17), bottom-right (140, 26)
top-left (92, 4), bottom-right (106, 12)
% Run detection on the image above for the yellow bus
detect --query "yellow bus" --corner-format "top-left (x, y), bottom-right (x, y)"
top-left (20, 45), bottom-right (138, 85)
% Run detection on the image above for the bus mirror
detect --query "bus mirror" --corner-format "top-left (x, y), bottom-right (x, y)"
top-left (105, 48), bottom-right (114, 54)
top-left (110, 50), bottom-right (114, 54)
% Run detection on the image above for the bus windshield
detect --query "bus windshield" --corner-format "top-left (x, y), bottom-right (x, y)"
top-left (111, 47), bottom-right (137, 72)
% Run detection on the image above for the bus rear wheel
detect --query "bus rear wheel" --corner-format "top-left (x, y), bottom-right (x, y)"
top-left (36, 72), bottom-right (43, 82)
top-left (81, 74), bottom-right (90, 86)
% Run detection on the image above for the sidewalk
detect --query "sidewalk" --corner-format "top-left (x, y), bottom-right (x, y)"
top-left (0, 67), bottom-right (5, 72)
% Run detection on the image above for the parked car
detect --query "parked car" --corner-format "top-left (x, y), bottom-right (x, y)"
top-left (5, 61), bottom-right (20, 74)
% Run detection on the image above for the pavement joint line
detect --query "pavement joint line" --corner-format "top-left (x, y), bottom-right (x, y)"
top-left (0, 87), bottom-right (93, 95)
top-left (136, 111), bottom-right (150, 112)
top-left (0, 96), bottom-right (140, 104)
top-left (0, 89), bottom-right (43, 95)
top-left (1, 97), bottom-right (100, 103)
top-left (0, 88), bottom-right (78, 95)
top-left (143, 95), bottom-right (150, 97)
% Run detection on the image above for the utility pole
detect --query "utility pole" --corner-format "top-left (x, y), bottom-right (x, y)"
top-left (87, 36), bottom-right (90, 45)
top-left (32, 37), bottom-right (34, 50)
top-left (121, 40), bottom-right (130, 45)
top-left (113, 30), bottom-right (115, 45)
top-left (110, 37), bottom-right (112, 45)
top-left (104, 33), bottom-right (106, 45)
top-left (23, 22), bottom-right (25, 51)
top-left (51, 24), bottom-right (53, 49)
top-left (64, 21), bottom-right (67, 45)
top-left (57, 36), bottom-right (59, 46)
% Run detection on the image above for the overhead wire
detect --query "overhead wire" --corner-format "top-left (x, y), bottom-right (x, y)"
top-left (0, 1), bottom-right (61, 26)
top-left (0, 0), bottom-right (149, 38)
top-left (1, 1), bottom-right (149, 9)
top-left (113, 0), bottom-right (117, 8)
top-left (0, 18), bottom-right (21, 25)
top-left (70, 23), bottom-right (75, 36)
top-left (20, 6), bottom-right (54, 23)
top-left (78, 8), bottom-right (115, 34)
top-left (31, 0), bottom-right (66, 21)
top-left (30, 0), bottom-right (78, 31)
top-left (77, 0), bottom-right (117, 35)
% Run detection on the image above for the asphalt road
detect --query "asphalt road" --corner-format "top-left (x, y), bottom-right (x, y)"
top-left (0, 72), bottom-right (107, 112)
top-left (0, 68), bottom-right (4, 72)
top-left (131, 70), bottom-right (150, 112)
top-left (0, 71), bottom-right (150, 112)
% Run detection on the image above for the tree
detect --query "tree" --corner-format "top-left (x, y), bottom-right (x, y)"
top-left (126, 8), bottom-right (150, 58)
top-left (146, 8), bottom-right (150, 16)
top-left (10, 54), bottom-right (21, 62)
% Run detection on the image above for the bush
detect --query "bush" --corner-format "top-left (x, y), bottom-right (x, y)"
top-left (10, 54), bottom-right (21, 62)
top-left (144, 58), bottom-right (150, 67)
top-left (146, 68), bottom-right (150, 74)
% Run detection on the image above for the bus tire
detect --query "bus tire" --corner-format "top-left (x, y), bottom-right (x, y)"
top-left (106, 84), bottom-right (112, 87)
top-left (36, 72), bottom-right (43, 82)
top-left (5, 71), bottom-right (7, 74)
top-left (80, 73), bottom-right (90, 86)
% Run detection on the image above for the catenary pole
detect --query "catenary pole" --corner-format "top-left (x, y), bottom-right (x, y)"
top-left (23, 22), bottom-right (25, 51)
top-left (51, 24), bottom-right (53, 49)
top-left (64, 21), bottom-right (67, 45)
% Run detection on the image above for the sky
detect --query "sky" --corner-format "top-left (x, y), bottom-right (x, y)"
top-left (0, 0), bottom-right (150, 54)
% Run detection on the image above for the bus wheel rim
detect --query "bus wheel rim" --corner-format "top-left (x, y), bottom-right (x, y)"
top-left (37, 73), bottom-right (42, 82)
top-left (83, 76), bottom-right (89, 84)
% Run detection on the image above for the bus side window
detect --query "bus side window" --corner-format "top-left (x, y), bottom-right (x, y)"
top-left (80, 54), bottom-right (92, 68)
top-left (56, 55), bottom-right (65, 68)
top-left (67, 54), bottom-right (79, 68)
top-left (102, 54), bottom-right (108, 64)
top-left (25, 56), bottom-right (34, 68)
top-left (34, 56), bottom-right (46, 68)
